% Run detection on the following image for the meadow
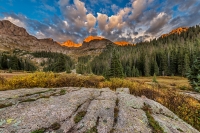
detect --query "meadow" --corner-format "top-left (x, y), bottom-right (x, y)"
top-left (0, 72), bottom-right (199, 131)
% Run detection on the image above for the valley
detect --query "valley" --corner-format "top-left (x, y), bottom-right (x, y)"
top-left (0, 20), bottom-right (200, 133)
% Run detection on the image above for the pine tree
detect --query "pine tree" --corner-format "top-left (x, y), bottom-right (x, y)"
top-left (183, 54), bottom-right (190, 76)
top-left (108, 50), bottom-right (124, 78)
top-left (187, 57), bottom-right (200, 92)
top-left (153, 60), bottom-right (159, 76)
top-left (53, 55), bottom-right (66, 72)
top-left (144, 55), bottom-right (150, 76)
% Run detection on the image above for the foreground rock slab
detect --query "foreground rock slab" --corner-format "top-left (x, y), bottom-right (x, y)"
top-left (0, 87), bottom-right (199, 133)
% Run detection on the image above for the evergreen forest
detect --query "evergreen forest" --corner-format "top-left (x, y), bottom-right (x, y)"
top-left (86, 25), bottom-right (200, 77)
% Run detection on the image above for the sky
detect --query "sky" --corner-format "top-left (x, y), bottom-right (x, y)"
top-left (0, 0), bottom-right (200, 43)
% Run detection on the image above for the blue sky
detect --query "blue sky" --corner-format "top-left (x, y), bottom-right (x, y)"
top-left (0, 0), bottom-right (200, 43)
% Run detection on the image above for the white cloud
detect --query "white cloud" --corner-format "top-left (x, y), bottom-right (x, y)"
top-left (86, 13), bottom-right (96, 33)
top-left (106, 7), bottom-right (131, 31)
top-left (129, 0), bottom-right (153, 20)
top-left (146, 12), bottom-right (171, 35)
top-left (97, 13), bottom-right (108, 31)
top-left (63, 20), bottom-right (69, 28)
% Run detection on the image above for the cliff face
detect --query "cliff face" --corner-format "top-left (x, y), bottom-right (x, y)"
top-left (0, 20), bottom-right (29, 36)
top-left (0, 20), bottom-right (67, 53)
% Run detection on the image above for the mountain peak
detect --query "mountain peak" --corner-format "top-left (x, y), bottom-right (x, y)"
top-left (83, 36), bottom-right (104, 42)
top-left (161, 27), bottom-right (188, 38)
top-left (0, 20), bottom-right (29, 36)
top-left (114, 41), bottom-right (130, 46)
top-left (61, 40), bottom-right (82, 47)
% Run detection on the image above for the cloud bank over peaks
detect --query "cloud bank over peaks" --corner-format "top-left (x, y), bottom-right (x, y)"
top-left (1, 0), bottom-right (200, 44)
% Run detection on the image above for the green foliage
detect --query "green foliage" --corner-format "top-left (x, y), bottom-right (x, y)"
top-left (107, 49), bottom-right (124, 78)
top-left (60, 89), bottom-right (66, 95)
top-left (0, 53), bottom-right (37, 71)
top-left (74, 111), bottom-right (87, 123)
top-left (85, 126), bottom-right (98, 133)
top-left (36, 51), bottom-right (74, 72)
top-left (8, 68), bottom-right (12, 73)
top-left (89, 25), bottom-right (200, 77)
top-left (152, 73), bottom-right (158, 83)
top-left (31, 129), bottom-right (45, 133)
top-left (142, 103), bottom-right (164, 133)
top-left (0, 72), bottom-right (105, 90)
top-left (187, 57), bottom-right (200, 92)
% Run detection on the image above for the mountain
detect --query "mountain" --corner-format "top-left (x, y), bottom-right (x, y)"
top-left (114, 41), bottom-right (130, 46)
top-left (161, 27), bottom-right (189, 38)
top-left (83, 36), bottom-right (104, 42)
top-left (0, 20), bottom-right (67, 53)
top-left (0, 20), bottom-right (113, 56)
top-left (61, 40), bottom-right (81, 47)
top-left (61, 36), bottom-right (130, 48)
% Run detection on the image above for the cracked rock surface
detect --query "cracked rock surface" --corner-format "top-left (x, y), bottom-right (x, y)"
top-left (0, 87), bottom-right (199, 133)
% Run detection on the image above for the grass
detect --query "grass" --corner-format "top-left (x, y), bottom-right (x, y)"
top-left (59, 89), bottom-right (66, 95)
top-left (0, 72), bottom-right (104, 90)
top-left (50, 122), bottom-right (61, 130)
top-left (142, 103), bottom-right (164, 133)
top-left (74, 111), bottom-right (87, 123)
top-left (31, 129), bottom-right (45, 133)
top-left (127, 76), bottom-right (191, 90)
top-left (85, 126), bottom-right (98, 133)
top-left (0, 103), bottom-right (13, 109)
top-left (0, 72), bottom-right (199, 131)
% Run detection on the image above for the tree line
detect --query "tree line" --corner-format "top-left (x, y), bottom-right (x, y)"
top-left (0, 53), bottom-right (36, 71)
top-left (79, 25), bottom-right (200, 77)
top-left (31, 51), bottom-right (74, 73)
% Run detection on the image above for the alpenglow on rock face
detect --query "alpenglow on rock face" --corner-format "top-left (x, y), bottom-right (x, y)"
top-left (0, 87), bottom-right (199, 133)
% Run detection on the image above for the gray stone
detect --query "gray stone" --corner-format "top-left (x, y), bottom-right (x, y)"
top-left (0, 87), bottom-right (199, 133)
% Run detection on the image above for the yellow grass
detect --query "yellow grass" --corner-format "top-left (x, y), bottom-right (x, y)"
top-left (127, 76), bottom-right (191, 90)
top-left (0, 72), bottom-right (199, 131)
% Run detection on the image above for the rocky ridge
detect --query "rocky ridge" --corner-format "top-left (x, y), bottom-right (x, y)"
top-left (0, 20), bottom-right (113, 56)
top-left (161, 27), bottom-right (188, 38)
top-left (0, 87), bottom-right (199, 133)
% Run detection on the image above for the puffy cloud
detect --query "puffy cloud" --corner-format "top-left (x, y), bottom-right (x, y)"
top-left (106, 7), bottom-right (131, 31)
top-left (97, 13), bottom-right (108, 31)
top-left (2, 0), bottom-right (200, 44)
top-left (146, 12), bottom-right (171, 35)
top-left (86, 13), bottom-right (96, 33)
top-left (129, 0), bottom-right (153, 20)
top-left (62, 0), bottom-right (87, 30)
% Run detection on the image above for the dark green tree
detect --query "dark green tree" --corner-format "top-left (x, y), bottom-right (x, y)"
top-left (53, 55), bottom-right (66, 72)
top-left (187, 57), bottom-right (200, 92)
top-left (108, 50), bottom-right (124, 78)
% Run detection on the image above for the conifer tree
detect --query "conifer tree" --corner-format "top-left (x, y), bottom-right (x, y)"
top-left (187, 57), bottom-right (200, 92)
top-left (108, 50), bottom-right (124, 78)
top-left (153, 60), bottom-right (159, 76)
